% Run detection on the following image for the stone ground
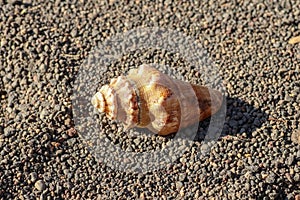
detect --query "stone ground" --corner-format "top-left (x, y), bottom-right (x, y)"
top-left (0, 0), bottom-right (300, 199)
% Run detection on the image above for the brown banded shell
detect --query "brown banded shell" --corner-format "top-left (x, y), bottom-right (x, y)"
top-left (91, 65), bottom-right (223, 136)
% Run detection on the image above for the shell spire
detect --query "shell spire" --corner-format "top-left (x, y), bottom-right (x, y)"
top-left (91, 76), bottom-right (139, 130)
top-left (92, 65), bottom-right (223, 136)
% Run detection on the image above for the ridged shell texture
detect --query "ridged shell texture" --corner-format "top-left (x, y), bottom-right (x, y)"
top-left (92, 65), bottom-right (223, 135)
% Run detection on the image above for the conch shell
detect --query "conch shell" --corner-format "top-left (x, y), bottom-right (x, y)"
top-left (92, 65), bottom-right (223, 136)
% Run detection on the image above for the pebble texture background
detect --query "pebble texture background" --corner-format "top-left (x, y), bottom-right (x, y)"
top-left (0, 0), bottom-right (300, 199)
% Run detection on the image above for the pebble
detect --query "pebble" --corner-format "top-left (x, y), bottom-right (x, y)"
top-left (175, 181), bottom-right (183, 190)
top-left (29, 172), bottom-right (38, 183)
top-left (178, 173), bottom-right (186, 182)
top-left (288, 35), bottom-right (300, 44)
top-left (291, 129), bottom-right (300, 144)
top-left (34, 180), bottom-right (46, 192)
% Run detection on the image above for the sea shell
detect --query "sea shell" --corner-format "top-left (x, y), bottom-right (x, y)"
top-left (92, 65), bottom-right (223, 136)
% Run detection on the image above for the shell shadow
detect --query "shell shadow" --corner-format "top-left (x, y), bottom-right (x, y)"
top-left (195, 96), bottom-right (269, 141)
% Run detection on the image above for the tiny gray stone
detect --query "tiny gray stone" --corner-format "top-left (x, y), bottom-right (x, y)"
top-left (286, 156), bottom-right (294, 166)
top-left (29, 172), bottom-right (37, 182)
top-left (35, 180), bottom-right (46, 191)
top-left (266, 173), bottom-right (276, 184)
top-left (178, 173), bottom-right (186, 181)
top-left (175, 181), bottom-right (183, 190)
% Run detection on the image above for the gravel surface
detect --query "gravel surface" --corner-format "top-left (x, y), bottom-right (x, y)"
top-left (0, 0), bottom-right (300, 199)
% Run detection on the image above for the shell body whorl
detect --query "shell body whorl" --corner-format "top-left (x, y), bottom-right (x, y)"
top-left (92, 65), bottom-right (223, 136)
